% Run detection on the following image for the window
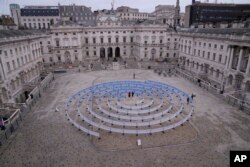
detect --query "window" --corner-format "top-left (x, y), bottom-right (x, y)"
top-left (108, 38), bottom-right (111, 43)
top-left (130, 37), bottom-right (133, 43)
top-left (85, 38), bottom-right (88, 44)
top-left (100, 38), bottom-right (103, 43)
top-left (94, 51), bottom-right (96, 56)
top-left (220, 45), bottom-right (223, 50)
top-left (219, 55), bottom-right (222, 63)
top-left (214, 44), bottom-right (217, 49)
top-left (93, 38), bottom-right (96, 44)
top-left (7, 62), bottom-right (11, 72)
top-left (17, 58), bottom-right (20, 67)
top-left (64, 33), bottom-right (67, 35)
top-left (213, 53), bottom-right (216, 61)
top-left (160, 39), bottom-right (162, 44)
top-left (207, 52), bottom-right (210, 59)
top-left (56, 40), bottom-right (60, 47)
top-left (12, 60), bottom-right (16, 70)
top-left (73, 32), bottom-right (76, 35)
top-left (116, 37), bottom-right (119, 43)
top-left (123, 37), bottom-right (126, 43)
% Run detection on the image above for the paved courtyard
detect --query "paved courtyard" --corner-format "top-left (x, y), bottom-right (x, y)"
top-left (0, 69), bottom-right (250, 167)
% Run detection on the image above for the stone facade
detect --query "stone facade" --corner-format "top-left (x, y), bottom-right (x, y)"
top-left (178, 29), bottom-right (250, 92)
top-left (43, 17), bottom-right (179, 64)
top-left (0, 31), bottom-right (47, 104)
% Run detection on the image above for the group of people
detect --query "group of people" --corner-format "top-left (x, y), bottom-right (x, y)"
top-left (128, 91), bottom-right (135, 98)
top-left (187, 93), bottom-right (196, 105)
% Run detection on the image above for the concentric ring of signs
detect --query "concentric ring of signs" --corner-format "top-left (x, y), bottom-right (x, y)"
top-left (65, 80), bottom-right (194, 139)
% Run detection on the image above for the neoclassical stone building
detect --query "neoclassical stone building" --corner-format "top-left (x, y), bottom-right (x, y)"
top-left (43, 15), bottom-right (180, 64)
top-left (0, 30), bottom-right (47, 104)
top-left (178, 28), bottom-right (250, 92)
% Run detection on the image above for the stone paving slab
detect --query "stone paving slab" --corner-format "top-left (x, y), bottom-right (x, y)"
top-left (0, 69), bottom-right (249, 167)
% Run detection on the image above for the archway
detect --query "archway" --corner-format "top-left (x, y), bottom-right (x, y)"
top-left (245, 81), bottom-right (250, 92)
top-left (235, 74), bottom-right (244, 89)
top-left (151, 48), bottom-right (156, 60)
top-left (228, 75), bottom-right (233, 85)
top-left (100, 47), bottom-right (105, 59)
top-left (108, 47), bottom-right (113, 59)
top-left (115, 47), bottom-right (120, 58)
top-left (64, 51), bottom-right (71, 63)
top-left (1, 88), bottom-right (8, 101)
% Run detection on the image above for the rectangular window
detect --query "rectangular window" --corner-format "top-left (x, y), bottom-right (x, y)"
top-left (130, 37), bottom-right (133, 43)
top-left (7, 62), bottom-right (11, 72)
top-left (213, 53), bottom-right (216, 61)
top-left (56, 40), bottom-right (60, 47)
top-left (108, 38), bottom-right (111, 43)
top-left (101, 38), bottom-right (103, 43)
top-left (93, 38), bottom-right (96, 44)
top-left (116, 37), bottom-right (119, 43)
top-left (85, 38), bottom-right (88, 44)
top-left (12, 60), bottom-right (16, 69)
top-left (219, 55), bottom-right (222, 63)
top-left (123, 37), bottom-right (126, 43)
top-left (17, 58), bottom-right (20, 67)
top-left (160, 39), bottom-right (162, 44)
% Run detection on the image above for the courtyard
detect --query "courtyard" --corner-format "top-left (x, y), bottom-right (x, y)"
top-left (0, 69), bottom-right (249, 167)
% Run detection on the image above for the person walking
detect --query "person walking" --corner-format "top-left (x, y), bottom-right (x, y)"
top-left (132, 92), bottom-right (134, 97)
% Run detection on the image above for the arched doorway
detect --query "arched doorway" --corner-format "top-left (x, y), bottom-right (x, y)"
top-left (1, 88), bottom-right (8, 101)
top-left (64, 51), bottom-right (71, 63)
top-left (100, 47), bottom-right (105, 59)
top-left (245, 81), bottom-right (250, 92)
top-left (235, 74), bottom-right (244, 89)
top-left (151, 48), bottom-right (156, 60)
top-left (228, 75), bottom-right (233, 85)
top-left (108, 47), bottom-right (113, 60)
top-left (115, 47), bottom-right (120, 58)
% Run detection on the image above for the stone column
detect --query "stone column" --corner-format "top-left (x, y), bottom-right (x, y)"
top-left (105, 48), bottom-right (108, 60)
top-left (226, 46), bottom-right (231, 69)
top-left (113, 47), bottom-right (115, 58)
top-left (246, 53), bottom-right (250, 76)
top-left (237, 47), bottom-right (244, 71)
top-left (229, 46), bottom-right (235, 70)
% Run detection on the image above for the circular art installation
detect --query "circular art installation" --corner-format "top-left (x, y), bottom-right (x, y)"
top-left (65, 80), bottom-right (194, 139)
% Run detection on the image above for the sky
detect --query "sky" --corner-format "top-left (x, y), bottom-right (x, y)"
top-left (0, 0), bottom-right (249, 15)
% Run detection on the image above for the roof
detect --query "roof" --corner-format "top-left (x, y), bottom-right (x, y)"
top-left (0, 30), bottom-right (45, 39)
top-left (178, 28), bottom-right (250, 35)
top-left (21, 8), bottom-right (59, 17)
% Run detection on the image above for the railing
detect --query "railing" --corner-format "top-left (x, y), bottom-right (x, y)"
top-left (176, 68), bottom-right (250, 113)
top-left (0, 108), bottom-right (22, 147)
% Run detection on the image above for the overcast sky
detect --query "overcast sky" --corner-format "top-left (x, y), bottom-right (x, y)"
top-left (0, 0), bottom-right (249, 15)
